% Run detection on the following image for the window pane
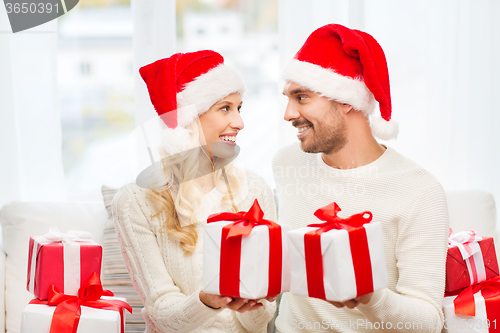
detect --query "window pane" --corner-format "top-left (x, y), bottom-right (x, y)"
top-left (59, 0), bottom-right (134, 199)
top-left (177, 0), bottom-right (280, 187)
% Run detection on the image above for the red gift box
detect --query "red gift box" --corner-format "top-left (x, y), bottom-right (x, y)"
top-left (446, 230), bottom-right (499, 294)
top-left (27, 227), bottom-right (102, 301)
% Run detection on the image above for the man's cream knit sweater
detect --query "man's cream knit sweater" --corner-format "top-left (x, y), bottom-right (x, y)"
top-left (112, 171), bottom-right (277, 333)
top-left (272, 143), bottom-right (449, 333)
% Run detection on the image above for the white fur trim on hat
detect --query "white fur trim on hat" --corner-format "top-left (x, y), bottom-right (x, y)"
top-left (177, 64), bottom-right (246, 124)
top-left (175, 104), bottom-right (199, 128)
top-left (160, 126), bottom-right (192, 155)
top-left (370, 117), bottom-right (399, 140)
top-left (282, 59), bottom-right (376, 115)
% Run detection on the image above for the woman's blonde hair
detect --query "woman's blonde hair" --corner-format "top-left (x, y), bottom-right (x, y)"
top-left (147, 119), bottom-right (242, 255)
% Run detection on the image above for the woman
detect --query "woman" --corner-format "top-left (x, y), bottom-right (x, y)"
top-left (112, 50), bottom-right (277, 332)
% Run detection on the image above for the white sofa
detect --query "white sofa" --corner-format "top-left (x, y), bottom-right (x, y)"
top-left (0, 190), bottom-right (497, 333)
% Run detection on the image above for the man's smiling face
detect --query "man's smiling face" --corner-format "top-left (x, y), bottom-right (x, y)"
top-left (282, 82), bottom-right (347, 155)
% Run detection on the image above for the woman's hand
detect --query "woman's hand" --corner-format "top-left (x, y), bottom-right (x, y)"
top-left (199, 291), bottom-right (265, 313)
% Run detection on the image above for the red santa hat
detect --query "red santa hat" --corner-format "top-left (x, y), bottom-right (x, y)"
top-left (139, 50), bottom-right (246, 154)
top-left (282, 24), bottom-right (398, 140)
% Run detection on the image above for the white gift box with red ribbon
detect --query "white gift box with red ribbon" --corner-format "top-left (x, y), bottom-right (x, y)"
top-left (442, 275), bottom-right (500, 333)
top-left (287, 202), bottom-right (388, 302)
top-left (442, 292), bottom-right (489, 333)
top-left (23, 272), bottom-right (132, 333)
top-left (202, 199), bottom-right (291, 299)
top-left (21, 297), bottom-right (126, 333)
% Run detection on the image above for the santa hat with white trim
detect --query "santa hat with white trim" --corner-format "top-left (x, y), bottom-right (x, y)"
top-left (282, 24), bottom-right (398, 140)
top-left (139, 50), bottom-right (246, 155)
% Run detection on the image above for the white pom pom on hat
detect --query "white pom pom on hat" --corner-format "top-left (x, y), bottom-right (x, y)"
top-left (282, 24), bottom-right (399, 140)
top-left (139, 50), bottom-right (246, 155)
top-left (370, 116), bottom-right (399, 141)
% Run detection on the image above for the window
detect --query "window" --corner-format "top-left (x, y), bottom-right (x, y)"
top-left (80, 62), bottom-right (91, 75)
top-left (177, 0), bottom-right (280, 187)
top-left (59, 0), bottom-right (134, 199)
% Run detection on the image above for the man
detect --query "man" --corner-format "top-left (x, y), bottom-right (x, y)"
top-left (273, 24), bottom-right (449, 332)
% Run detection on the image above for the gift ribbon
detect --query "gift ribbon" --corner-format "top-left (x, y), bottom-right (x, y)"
top-left (28, 227), bottom-right (97, 297)
top-left (207, 199), bottom-right (282, 297)
top-left (448, 230), bottom-right (486, 285)
top-left (305, 202), bottom-right (373, 300)
top-left (42, 226), bottom-right (96, 243)
top-left (30, 272), bottom-right (132, 333)
top-left (453, 276), bottom-right (500, 332)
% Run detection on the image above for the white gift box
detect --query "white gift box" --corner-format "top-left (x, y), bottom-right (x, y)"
top-left (203, 221), bottom-right (291, 299)
top-left (21, 297), bottom-right (126, 333)
top-left (442, 292), bottom-right (492, 333)
top-left (287, 222), bottom-right (388, 302)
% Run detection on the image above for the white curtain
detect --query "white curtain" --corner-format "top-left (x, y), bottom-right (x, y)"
top-left (0, 9), bottom-right (65, 207)
top-left (279, 0), bottom-right (500, 223)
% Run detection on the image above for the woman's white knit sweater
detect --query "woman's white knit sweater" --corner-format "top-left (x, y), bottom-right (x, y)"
top-left (112, 171), bottom-right (277, 333)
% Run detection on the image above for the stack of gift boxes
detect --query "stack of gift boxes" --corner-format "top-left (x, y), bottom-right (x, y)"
top-left (442, 230), bottom-right (500, 333)
top-left (203, 199), bottom-right (388, 303)
top-left (21, 227), bottom-right (131, 333)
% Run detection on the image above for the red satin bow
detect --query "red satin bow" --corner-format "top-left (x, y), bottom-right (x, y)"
top-left (207, 199), bottom-right (277, 238)
top-left (30, 272), bottom-right (132, 333)
top-left (454, 276), bottom-right (500, 317)
top-left (207, 199), bottom-right (283, 297)
top-left (307, 202), bottom-right (373, 232)
top-left (304, 202), bottom-right (374, 300)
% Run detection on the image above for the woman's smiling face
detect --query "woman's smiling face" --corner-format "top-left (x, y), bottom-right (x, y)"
top-left (198, 93), bottom-right (244, 158)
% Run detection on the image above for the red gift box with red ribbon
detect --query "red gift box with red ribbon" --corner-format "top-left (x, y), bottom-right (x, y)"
top-left (21, 272), bottom-right (132, 333)
top-left (442, 276), bottom-right (500, 333)
top-left (446, 230), bottom-right (499, 295)
top-left (287, 202), bottom-right (388, 302)
top-left (202, 199), bottom-right (291, 299)
top-left (27, 227), bottom-right (103, 301)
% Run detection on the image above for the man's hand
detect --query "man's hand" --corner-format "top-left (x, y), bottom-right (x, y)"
top-left (200, 291), bottom-right (274, 313)
top-left (328, 293), bottom-right (373, 309)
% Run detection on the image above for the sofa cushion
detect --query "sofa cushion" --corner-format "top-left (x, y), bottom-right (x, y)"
top-left (0, 201), bottom-right (107, 333)
top-left (446, 190), bottom-right (497, 237)
top-left (446, 190), bottom-right (499, 258)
